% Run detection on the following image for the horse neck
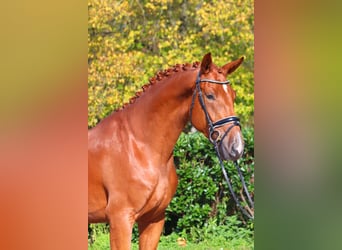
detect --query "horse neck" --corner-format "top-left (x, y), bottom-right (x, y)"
top-left (125, 69), bottom-right (197, 160)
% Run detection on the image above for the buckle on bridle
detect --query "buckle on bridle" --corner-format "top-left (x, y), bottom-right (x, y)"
top-left (210, 130), bottom-right (221, 143)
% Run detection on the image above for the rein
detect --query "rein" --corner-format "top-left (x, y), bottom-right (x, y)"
top-left (190, 71), bottom-right (254, 220)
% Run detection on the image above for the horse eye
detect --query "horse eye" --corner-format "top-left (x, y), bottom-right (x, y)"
top-left (206, 93), bottom-right (215, 100)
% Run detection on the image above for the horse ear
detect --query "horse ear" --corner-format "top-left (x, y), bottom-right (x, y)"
top-left (200, 53), bottom-right (212, 74)
top-left (222, 57), bottom-right (244, 75)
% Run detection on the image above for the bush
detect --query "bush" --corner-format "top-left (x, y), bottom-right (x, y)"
top-left (165, 127), bottom-right (254, 234)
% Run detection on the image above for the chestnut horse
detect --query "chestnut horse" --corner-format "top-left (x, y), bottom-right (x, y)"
top-left (88, 53), bottom-right (245, 249)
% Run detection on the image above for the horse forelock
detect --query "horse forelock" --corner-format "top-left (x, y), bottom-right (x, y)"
top-left (119, 61), bottom-right (200, 111)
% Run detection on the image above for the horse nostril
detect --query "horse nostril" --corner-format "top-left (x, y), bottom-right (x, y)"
top-left (231, 142), bottom-right (243, 157)
top-left (230, 145), bottom-right (238, 157)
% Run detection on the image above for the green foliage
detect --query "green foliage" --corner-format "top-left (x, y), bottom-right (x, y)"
top-left (166, 127), bottom-right (254, 234)
top-left (89, 219), bottom-right (253, 250)
top-left (88, 224), bottom-right (108, 249)
top-left (88, 0), bottom-right (254, 127)
top-left (188, 216), bottom-right (253, 245)
top-left (158, 217), bottom-right (253, 249)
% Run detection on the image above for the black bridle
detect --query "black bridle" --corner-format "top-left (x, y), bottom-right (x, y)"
top-left (189, 71), bottom-right (254, 220)
top-left (190, 73), bottom-right (241, 145)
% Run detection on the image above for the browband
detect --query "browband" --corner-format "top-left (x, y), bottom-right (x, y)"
top-left (199, 79), bottom-right (230, 85)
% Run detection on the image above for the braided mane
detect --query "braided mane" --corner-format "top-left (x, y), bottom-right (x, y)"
top-left (119, 61), bottom-right (200, 111)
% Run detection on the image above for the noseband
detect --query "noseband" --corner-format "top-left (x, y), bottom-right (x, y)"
top-left (189, 71), bottom-right (254, 220)
top-left (190, 72), bottom-right (241, 145)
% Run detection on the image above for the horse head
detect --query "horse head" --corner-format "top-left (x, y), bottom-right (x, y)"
top-left (190, 53), bottom-right (245, 161)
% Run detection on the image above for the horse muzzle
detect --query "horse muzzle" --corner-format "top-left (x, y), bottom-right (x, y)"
top-left (218, 130), bottom-right (244, 161)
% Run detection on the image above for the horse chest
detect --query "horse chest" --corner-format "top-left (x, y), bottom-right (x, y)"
top-left (149, 175), bottom-right (170, 205)
top-left (134, 163), bottom-right (177, 219)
